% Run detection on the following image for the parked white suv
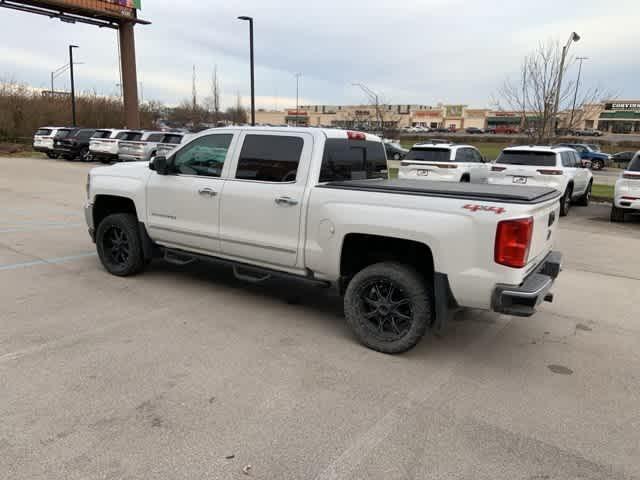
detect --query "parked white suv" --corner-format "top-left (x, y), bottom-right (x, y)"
top-left (611, 152), bottom-right (640, 222)
top-left (118, 131), bottom-right (166, 162)
top-left (33, 126), bottom-right (63, 158)
top-left (154, 132), bottom-right (191, 158)
top-left (398, 143), bottom-right (489, 183)
top-left (90, 129), bottom-right (127, 164)
top-left (488, 146), bottom-right (593, 216)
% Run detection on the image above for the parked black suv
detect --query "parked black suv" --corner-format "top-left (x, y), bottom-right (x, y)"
top-left (53, 128), bottom-right (96, 161)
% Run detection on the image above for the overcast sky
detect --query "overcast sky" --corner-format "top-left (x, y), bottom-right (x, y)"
top-left (1, 0), bottom-right (638, 110)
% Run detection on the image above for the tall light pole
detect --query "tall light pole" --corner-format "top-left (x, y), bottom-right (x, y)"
top-left (294, 73), bottom-right (302, 126)
top-left (569, 56), bottom-right (588, 129)
top-left (69, 44), bottom-right (79, 126)
top-left (553, 32), bottom-right (580, 134)
top-left (238, 16), bottom-right (255, 126)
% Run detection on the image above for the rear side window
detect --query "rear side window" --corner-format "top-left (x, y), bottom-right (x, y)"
top-left (561, 152), bottom-right (574, 167)
top-left (35, 128), bottom-right (52, 136)
top-left (92, 130), bottom-right (112, 139)
top-left (628, 155), bottom-right (640, 172)
top-left (319, 139), bottom-right (387, 182)
top-left (405, 148), bottom-right (451, 162)
top-left (497, 151), bottom-right (556, 167)
top-left (76, 129), bottom-right (95, 140)
top-left (236, 135), bottom-right (304, 182)
top-left (146, 133), bottom-right (164, 142)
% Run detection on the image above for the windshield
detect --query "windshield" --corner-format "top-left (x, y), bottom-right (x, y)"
top-left (496, 150), bottom-right (556, 167)
top-left (405, 148), bottom-right (451, 162)
top-left (35, 128), bottom-right (52, 136)
top-left (55, 129), bottom-right (73, 139)
top-left (162, 134), bottom-right (183, 144)
top-left (628, 155), bottom-right (640, 172)
top-left (92, 130), bottom-right (112, 139)
top-left (116, 131), bottom-right (143, 141)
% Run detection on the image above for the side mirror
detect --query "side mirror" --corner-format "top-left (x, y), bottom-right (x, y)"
top-left (150, 155), bottom-right (169, 175)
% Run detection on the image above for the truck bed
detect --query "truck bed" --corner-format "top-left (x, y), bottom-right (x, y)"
top-left (319, 179), bottom-right (560, 204)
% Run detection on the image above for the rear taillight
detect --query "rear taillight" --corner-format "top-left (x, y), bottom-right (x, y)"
top-left (495, 217), bottom-right (534, 268)
top-left (537, 169), bottom-right (563, 175)
top-left (491, 166), bottom-right (506, 172)
top-left (623, 172), bottom-right (640, 179)
top-left (347, 131), bottom-right (366, 140)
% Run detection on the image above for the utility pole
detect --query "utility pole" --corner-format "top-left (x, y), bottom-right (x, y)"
top-left (569, 56), bottom-right (588, 129)
top-left (294, 73), bottom-right (302, 126)
top-left (69, 45), bottom-right (79, 126)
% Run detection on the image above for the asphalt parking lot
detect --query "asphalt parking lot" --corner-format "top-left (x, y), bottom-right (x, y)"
top-left (1, 156), bottom-right (639, 480)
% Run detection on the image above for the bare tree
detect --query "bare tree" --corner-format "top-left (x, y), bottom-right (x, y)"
top-left (496, 40), bottom-right (606, 143)
top-left (203, 65), bottom-right (222, 124)
top-left (352, 83), bottom-right (401, 137)
top-left (225, 92), bottom-right (247, 125)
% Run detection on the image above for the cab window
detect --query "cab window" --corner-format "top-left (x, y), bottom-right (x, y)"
top-left (236, 135), bottom-right (304, 183)
top-left (172, 134), bottom-right (233, 177)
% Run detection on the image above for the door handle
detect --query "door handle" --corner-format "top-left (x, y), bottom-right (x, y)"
top-left (198, 187), bottom-right (217, 197)
top-left (274, 196), bottom-right (298, 206)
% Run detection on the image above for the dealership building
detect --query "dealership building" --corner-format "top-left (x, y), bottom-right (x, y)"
top-left (254, 100), bottom-right (640, 133)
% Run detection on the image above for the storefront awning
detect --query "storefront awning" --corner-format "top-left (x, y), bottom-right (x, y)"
top-left (487, 116), bottom-right (521, 124)
top-left (599, 111), bottom-right (640, 120)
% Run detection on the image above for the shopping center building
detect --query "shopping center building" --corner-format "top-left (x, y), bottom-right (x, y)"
top-left (254, 100), bottom-right (640, 133)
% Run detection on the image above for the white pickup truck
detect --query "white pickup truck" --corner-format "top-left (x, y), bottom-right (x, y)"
top-left (85, 127), bottom-right (562, 353)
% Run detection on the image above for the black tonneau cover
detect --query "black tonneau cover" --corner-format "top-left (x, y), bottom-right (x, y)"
top-left (319, 179), bottom-right (560, 204)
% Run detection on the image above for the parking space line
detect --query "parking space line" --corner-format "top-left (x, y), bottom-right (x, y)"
top-left (0, 252), bottom-right (96, 271)
top-left (0, 222), bottom-right (84, 233)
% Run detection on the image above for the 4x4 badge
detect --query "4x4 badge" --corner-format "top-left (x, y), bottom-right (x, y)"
top-left (463, 204), bottom-right (506, 215)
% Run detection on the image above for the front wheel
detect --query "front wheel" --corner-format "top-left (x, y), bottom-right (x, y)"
top-left (46, 152), bottom-right (59, 159)
top-left (79, 147), bottom-right (91, 162)
top-left (96, 213), bottom-right (145, 276)
top-left (591, 159), bottom-right (604, 171)
top-left (344, 262), bottom-right (432, 354)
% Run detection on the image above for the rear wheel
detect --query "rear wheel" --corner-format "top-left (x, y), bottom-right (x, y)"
top-left (46, 152), bottom-right (59, 159)
top-left (576, 181), bottom-right (592, 206)
top-left (344, 262), bottom-right (432, 354)
top-left (592, 159), bottom-right (604, 171)
top-left (610, 206), bottom-right (626, 223)
top-left (560, 185), bottom-right (573, 216)
top-left (96, 213), bottom-right (145, 276)
top-left (460, 174), bottom-right (470, 183)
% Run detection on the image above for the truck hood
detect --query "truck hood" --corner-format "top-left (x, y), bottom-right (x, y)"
top-left (91, 161), bottom-right (152, 180)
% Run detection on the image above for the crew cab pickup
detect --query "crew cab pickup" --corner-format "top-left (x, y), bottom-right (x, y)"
top-left (85, 127), bottom-right (562, 354)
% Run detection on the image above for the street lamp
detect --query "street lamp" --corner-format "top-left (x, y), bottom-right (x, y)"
top-left (294, 73), bottom-right (302, 126)
top-left (569, 56), bottom-right (588, 129)
top-left (237, 16), bottom-right (255, 126)
top-left (553, 32), bottom-right (580, 134)
top-left (69, 44), bottom-right (79, 126)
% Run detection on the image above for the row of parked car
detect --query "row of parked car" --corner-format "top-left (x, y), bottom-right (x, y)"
top-left (33, 126), bottom-right (190, 164)
top-left (397, 141), bottom-right (639, 222)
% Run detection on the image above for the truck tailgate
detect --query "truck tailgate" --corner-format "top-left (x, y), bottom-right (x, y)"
top-left (526, 199), bottom-right (561, 270)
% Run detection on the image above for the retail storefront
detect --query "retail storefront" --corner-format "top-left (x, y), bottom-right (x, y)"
top-left (597, 102), bottom-right (640, 133)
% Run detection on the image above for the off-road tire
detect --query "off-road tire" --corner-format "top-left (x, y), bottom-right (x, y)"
top-left (344, 262), bottom-right (432, 354)
top-left (96, 213), bottom-right (145, 276)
